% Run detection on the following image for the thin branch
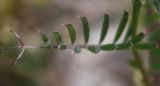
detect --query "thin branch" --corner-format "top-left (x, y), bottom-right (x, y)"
top-left (2, 42), bottom-right (158, 51)
top-left (2, 42), bottom-right (157, 66)
top-left (10, 30), bottom-right (24, 46)
top-left (132, 49), bottom-right (151, 86)
top-left (3, 44), bottom-right (96, 50)
top-left (9, 47), bottom-right (26, 65)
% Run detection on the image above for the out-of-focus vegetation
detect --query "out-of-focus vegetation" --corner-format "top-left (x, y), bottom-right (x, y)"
top-left (0, 0), bottom-right (60, 86)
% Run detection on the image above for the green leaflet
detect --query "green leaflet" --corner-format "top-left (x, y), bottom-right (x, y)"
top-left (99, 14), bottom-right (109, 44)
top-left (52, 32), bottom-right (67, 50)
top-left (116, 42), bottom-right (131, 50)
top-left (133, 43), bottom-right (157, 50)
top-left (124, 0), bottom-right (141, 41)
top-left (41, 33), bottom-right (52, 49)
top-left (65, 24), bottom-right (76, 44)
top-left (130, 32), bottom-right (145, 45)
top-left (52, 32), bottom-right (63, 46)
top-left (113, 11), bottom-right (128, 43)
top-left (74, 46), bottom-right (81, 53)
top-left (88, 46), bottom-right (100, 54)
top-left (81, 17), bottom-right (90, 44)
top-left (100, 43), bottom-right (131, 51)
top-left (99, 43), bottom-right (157, 51)
top-left (100, 44), bottom-right (116, 51)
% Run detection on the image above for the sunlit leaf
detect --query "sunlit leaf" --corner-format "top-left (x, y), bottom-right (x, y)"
top-left (99, 14), bottom-right (109, 44)
top-left (65, 24), bottom-right (76, 44)
top-left (81, 16), bottom-right (90, 44)
top-left (113, 11), bottom-right (128, 43)
top-left (130, 32), bottom-right (145, 44)
top-left (100, 44), bottom-right (115, 51)
top-left (88, 46), bottom-right (100, 54)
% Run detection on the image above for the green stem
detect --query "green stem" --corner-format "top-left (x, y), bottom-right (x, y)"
top-left (132, 49), bottom-right (150, 86)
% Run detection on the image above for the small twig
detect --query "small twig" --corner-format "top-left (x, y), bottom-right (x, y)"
top-left (3, 44), bottom-right (97, 50)
top-left (9, 47), bottom-right (26, 65)
top-left (8, 29), bottom-right (26, 65)
top-left (10, 29), bottom-right (24, 46)
top-left (132, 49), bottom-right (151, 86)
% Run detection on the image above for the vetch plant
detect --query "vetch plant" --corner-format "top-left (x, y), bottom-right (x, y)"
top-left (3, 0), bottom-right (160, 86)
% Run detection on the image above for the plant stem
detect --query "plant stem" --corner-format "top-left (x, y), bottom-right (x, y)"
top-left (2, 45), bottom-right (97, 50)
top-left (132, 49), bottom-right (150, 86)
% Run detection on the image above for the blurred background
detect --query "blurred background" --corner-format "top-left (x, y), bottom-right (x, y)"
top-left (0, 0), bottom-right (137, 86)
